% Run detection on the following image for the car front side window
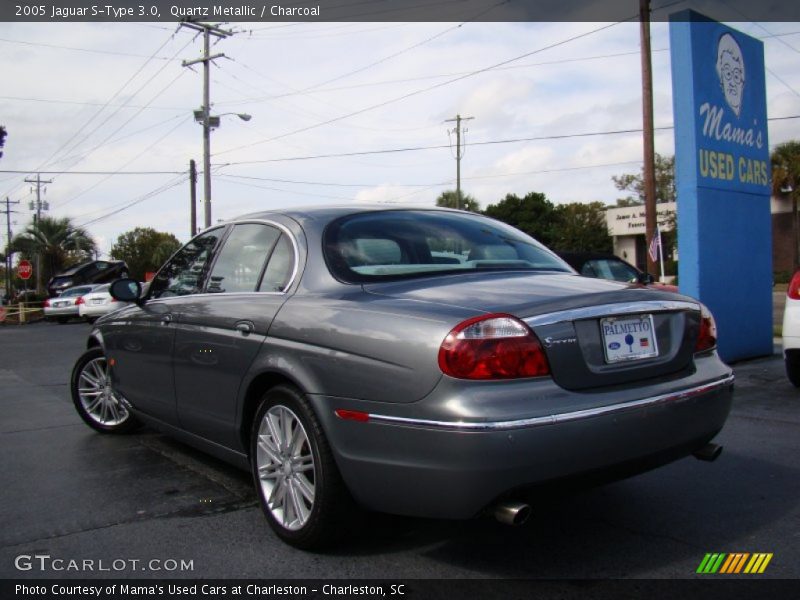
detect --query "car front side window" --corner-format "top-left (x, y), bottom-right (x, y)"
top-left (148, 228), bottom-right (223, 299)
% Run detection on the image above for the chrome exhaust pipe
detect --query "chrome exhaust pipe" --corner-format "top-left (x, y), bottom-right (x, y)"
top-left (693, 443), bottom-right (723, 462)
top-left (492, 501), bottom-right (531, 526)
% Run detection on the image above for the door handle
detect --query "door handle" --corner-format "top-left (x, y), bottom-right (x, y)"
top-left (235, 321), bottom-right (254, 335)
top-left (161, 314), bottom-right (172, 325)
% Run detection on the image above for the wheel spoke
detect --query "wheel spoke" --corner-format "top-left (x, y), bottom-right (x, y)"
top-left (85, 396), bottom-right (103, 413)
top-left (279, 410), bottom-right (291, 453)
top-left (288, 481), bottom-right (308, 524)
top-left (107, 399), bottom-right (120, 422)
top-left (269, 476), bottom-right (287, 508)
top-left (294, 473), bottom-right (315, 504)
top-left (264, 413), bottom-right (283, 452)
top-left (257, 435), bottom-right (282, 465)
top-left (292, 456), bottom-right (314, 473)
top-left (80, 371), bottom-right (100, 387)
top-left (258, 463), bottom-right (281, 480)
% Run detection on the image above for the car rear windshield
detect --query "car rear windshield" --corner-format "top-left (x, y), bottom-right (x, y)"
top-left (50, 276), bottom-right (74, 287)
top-left (323, 210), bottom-right (571, 283)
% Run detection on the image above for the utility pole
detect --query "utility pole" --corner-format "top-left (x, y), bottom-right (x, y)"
top-left (24, 173), bottom-right (51, 294)
top-left (189, 159), bottom-right (198, 237)
top-left (445, 114), bottom-right (474, 210)
top-left (639, 0), bottom-right (658, 277)
top-left (181, 20), bottom-right (233, 229)
top-left (2, 197), bottom-right (20, 301)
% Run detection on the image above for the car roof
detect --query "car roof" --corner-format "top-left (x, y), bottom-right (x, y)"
top-left (223, 204), bottom-right (463, 226)
top-left (55, 260), bottom-right (123, 276)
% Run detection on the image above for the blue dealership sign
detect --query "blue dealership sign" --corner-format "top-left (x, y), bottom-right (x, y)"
top-left (670, 11), bottom-right (772, 361)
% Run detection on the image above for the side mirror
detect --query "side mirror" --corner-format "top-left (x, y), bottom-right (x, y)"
top-left (110, 278), bottom-right (143, 304)
top-left (638, 272), bottom-right (656, 285)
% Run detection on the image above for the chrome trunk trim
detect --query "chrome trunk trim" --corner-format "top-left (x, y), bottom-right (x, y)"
top-left (523, 300), bottom-right (700, 328)
top-left (362, 374), bottom-right (734, 432)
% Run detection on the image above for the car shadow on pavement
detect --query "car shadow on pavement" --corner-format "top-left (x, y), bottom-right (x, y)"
top-left (325, 450), bottom-right (798, 578)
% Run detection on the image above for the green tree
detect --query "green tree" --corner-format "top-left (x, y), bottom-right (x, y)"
top-left (612, 153), bottom-right (675, 205)
top-left (11, 216), bottom-right (97, 287)
top-left (110, 227), bottom-right (181, 281)
top-left (483, 192), bottom-right (559, 246)
top-left (771, 140), bottom-right (800, 269)
top-left (435, 189), bottom-right (480, 212)
top-left (551, 201), bottom-right (612, 252)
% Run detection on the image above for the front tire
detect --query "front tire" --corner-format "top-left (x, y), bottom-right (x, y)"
top-left (71, 347), bottom-right (139, 433)
top-left (250, 384), bottom-right (351, 549)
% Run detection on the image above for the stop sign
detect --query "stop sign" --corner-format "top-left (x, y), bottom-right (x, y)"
top-left (17, 260), bottom-right (32, 280)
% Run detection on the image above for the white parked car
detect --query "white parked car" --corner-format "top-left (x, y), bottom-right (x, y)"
top-left (783, 270), bottom-right (800, 386)
top-left (43, 285), bottom-right (97, 323)
top-left (78, 283), bottom-right (128, 322)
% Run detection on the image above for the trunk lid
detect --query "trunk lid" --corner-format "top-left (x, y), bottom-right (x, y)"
top-left (364, 271), bottom-right (703, 390)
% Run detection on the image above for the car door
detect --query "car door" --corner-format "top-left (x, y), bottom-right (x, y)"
top-left (173, 222), bottom-right (297, 448)
top-left (105, 228), bottom-right (224, 425)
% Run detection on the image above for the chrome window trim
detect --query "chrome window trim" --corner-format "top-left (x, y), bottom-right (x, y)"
top-left (523, 300), bottom-right (700, 328)
top-left (359, 374), bottom-right (734, 432)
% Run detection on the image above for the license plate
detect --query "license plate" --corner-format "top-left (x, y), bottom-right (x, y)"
top-left (600, 314), bottom-right (658, 363)
top-left (55, 301), bottom-right (68, 308)
top-left (92, 299), bottom-right (104, 305)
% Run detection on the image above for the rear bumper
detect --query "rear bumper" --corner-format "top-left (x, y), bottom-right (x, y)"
top-left (44, 306), bottom-right (79, 317)
top-left (313, 374), bottom-right (734, 519)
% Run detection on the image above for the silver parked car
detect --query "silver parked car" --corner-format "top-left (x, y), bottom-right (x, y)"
top-left (71, 207), bottom-right (733, 549)
top-left (44, 284), bottom-right (97, 323)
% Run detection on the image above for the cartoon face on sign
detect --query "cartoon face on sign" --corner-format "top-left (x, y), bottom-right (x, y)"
top-left (716, 33), bottom-right (745, 117)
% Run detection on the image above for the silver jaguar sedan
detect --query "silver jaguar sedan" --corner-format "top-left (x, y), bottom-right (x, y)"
top-left (71, 206), bottom-right (733, 549)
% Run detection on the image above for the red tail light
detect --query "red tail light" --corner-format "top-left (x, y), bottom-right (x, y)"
top-left (43, 298), bottom-right (50, 308)
top-left (694, 304), bottom-right (717, 353)
top-left (75, 296), bottom-right (85, 306)
top-left (438, 314), bottom-right (550, 379)
top-left (788, 270), bottom-right (800, 300)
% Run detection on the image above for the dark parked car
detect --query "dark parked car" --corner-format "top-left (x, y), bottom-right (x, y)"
top-left (71, 207), bottom-right (732, 549)
top-left (558, 251), bottom-right (678, 292)
top-left (48, 260), bottom-right (129, 297)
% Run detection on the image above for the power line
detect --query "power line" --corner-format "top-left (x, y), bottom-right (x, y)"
top-left (0, 36), bottom-right (175, 60)
top-left (56, 116), bottom-right (192, 209)
top-left (219, 115), bottom-right (800, 166)
top-left (0, 169), bottom-right (185, 175)
top-left (0, 30), bottom-right (179, 201)
top-left (0, 95), bottom-right (189, 111)
top-left (75, 175), bottom-right (189, 226)
top-left (214, 21), bottom-right (628, 157)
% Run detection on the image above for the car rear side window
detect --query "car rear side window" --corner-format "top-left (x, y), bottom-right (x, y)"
top-left (207, 224), bottom-right (281, 294)
top-left (149, 228), bottom-right (223, 298)
top-left (259, 234), bottom-right (294, 293)
top-left (584, 258), bottom-right (638, 282)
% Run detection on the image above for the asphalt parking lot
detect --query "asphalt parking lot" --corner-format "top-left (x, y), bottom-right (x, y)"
top-left (0, 321), bottom-right (798, 584)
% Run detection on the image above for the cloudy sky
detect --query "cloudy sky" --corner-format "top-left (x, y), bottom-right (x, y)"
top-left (1, 9), bottom-right (798, 256)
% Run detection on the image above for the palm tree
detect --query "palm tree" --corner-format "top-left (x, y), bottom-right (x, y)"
top-left (772, 141), bottom-right (800, 270)
top-left (12, 216), bottom-right (97, 293)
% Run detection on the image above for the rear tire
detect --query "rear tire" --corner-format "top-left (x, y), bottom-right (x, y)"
top-left (250, 384), bottom-right (352, 549)
top-left (786, 352), bottom-right (800, 388)
top-left (71, 347), bottom-right (140, 433)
